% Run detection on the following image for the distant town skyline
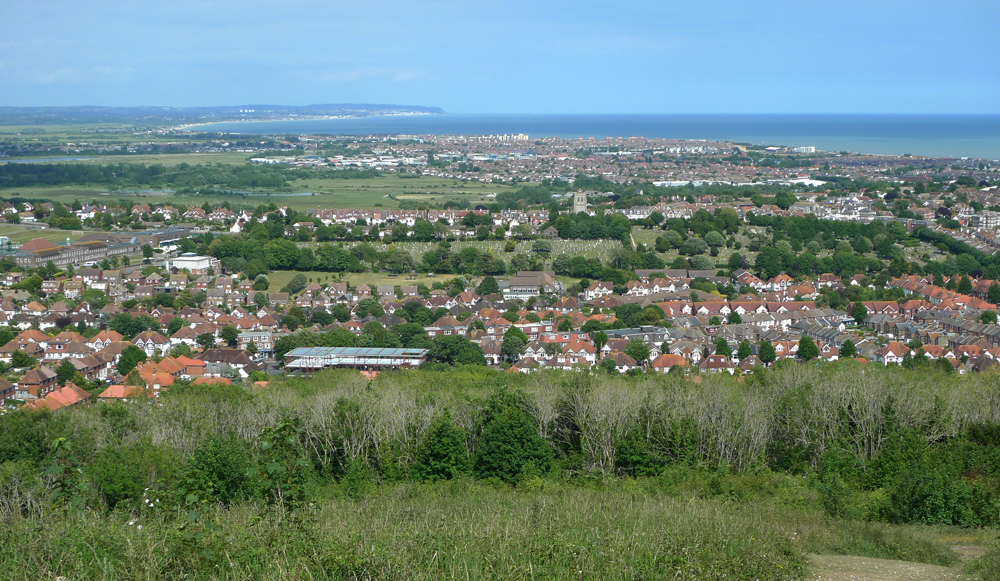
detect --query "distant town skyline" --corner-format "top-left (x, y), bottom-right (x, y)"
top-left (3, 0), bottom-right (998, 115)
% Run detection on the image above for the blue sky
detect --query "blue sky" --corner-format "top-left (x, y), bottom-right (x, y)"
top-left (3, 0), bottom-right (998, 114)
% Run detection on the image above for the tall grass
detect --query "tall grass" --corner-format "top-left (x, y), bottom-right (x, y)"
top-left (0, 476), bottom-right (975, 581)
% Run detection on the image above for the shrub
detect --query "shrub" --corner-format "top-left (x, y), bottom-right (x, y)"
top-left (412, 412), bottom-right (469, 482)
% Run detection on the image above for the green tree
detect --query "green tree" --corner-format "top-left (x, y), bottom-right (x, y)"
top-left (142, 243), bottom-right (154, 262)
top-left (220, 325), bottom-right (239, 347)
top-left (474, 393), bottom-right (553, 485)
top-left (355, 297), bottom-right (384, 319)
top-left (989, 282), bottom-right (1000, 305)
top-left (736, 340), bottom-right (752, 361)
top-left (56, 358), bottom-right (77, 384)
top-left (759, 341), bottom-right (776, 365)
top-left (981, 310), bottom-right (998, 325)
top-left (170, 343), bottom-right (194, 358)
top-left (714, 338), bottom-right (732, 359)
top-left (593, 330), bottom-right (609, 352)
top-left (851, 302), bottom-right (868, 323)
top-left (477, 275), bottom-right (500, 296)
top-left (798, 336), bottom-right (819, 361)
top-left (116, 345), bottom-right (147, 377)
top-left (254, 418), bottom-right (313, 515)
top-left (727, 311), bottom-right (742, 324)
top-left (958, 276), bottom-right (974, 295)
top-left (625, 339), bottom-right (650, 364)
top-left (197, 333), bottom-right (216, 349)
top-left (841, 339), bottom-right (856, 358)
top-left (11, 349), bottom-right (34, 368)
top-left (412, 412), bottom-right (469, 481)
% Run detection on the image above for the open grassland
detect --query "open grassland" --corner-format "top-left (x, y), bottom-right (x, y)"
top-left (0, 224), bottom-right (88, 244)
top-left (4, 476), bottom-right (995, 581)
top-left (0, 173), bottom-right (515, 212)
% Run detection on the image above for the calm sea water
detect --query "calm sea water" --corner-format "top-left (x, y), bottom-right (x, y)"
top-left (194, 114), bottom-right (1000, 160)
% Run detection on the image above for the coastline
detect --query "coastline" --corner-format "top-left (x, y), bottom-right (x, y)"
top-left (171, 111), bottom-right (441, 133)
top-left (182, 113), bottom-right (1000, 160)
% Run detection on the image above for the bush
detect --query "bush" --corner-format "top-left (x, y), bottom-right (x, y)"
top-left (88, 439), bottom-right (178, 510)
top-left (474, 392), bottom-right (553, 485)
top-left (412, 412), bottom-right (469, 482)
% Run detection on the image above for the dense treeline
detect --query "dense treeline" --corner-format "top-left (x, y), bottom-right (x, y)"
top-left (0, 161), bottom-right (377, 191)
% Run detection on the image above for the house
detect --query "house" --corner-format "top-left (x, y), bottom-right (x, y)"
top-left (21, 382), bottom-right (91, 411)
top-left (17, 365), bottom-right (59, 399)
top-left (874, 341), bottom-right (913, 365)
top-left (132, 330), bottom-right (170, 357)
top-left (697, 354), bottom-right (736, 374)
top-left (601, 352), bottom-right (639, 373)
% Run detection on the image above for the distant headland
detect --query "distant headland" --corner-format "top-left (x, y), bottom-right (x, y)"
top-left (0, 104), bottom-right (447, 127)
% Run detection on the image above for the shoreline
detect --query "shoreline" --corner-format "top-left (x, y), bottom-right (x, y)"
top-left (173, 113), bottom-right (1000, 160)
top-left (171, 111), bottom-right (441, 133)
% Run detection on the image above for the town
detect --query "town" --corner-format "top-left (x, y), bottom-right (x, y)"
top-left (2, 149), bottom-right (1000, 412)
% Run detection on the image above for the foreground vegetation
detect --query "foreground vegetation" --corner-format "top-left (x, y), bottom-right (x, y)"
top-left (5, 363), bottom-right (1000, 579)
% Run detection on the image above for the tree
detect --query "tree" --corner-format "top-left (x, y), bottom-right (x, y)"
top-left (116, 345), bottom-right (147, 377)
top-left (798, 336), bottom-right (819, 361)
top-left (254, 291), bottom-right (270, 310)
top-left (532, 239), bottom-right (552, 254)
top-left (142, 243), bottom-right (154, 263)
top-left (841, 339), bottom-right (856, 358)
top-left (736, 340), bottom-right (752, 361)
top-left (981, 310), bottom-right (998, 325)
top-left (593, 330), bottom-right (609, 352)
top-left (500, 326), bottom-right (529, 362)
top-left (714, 338), bottom-right (732, 359)
top-left (989, 282), bottom-right (1000, 306)
top-left (477, 275), bottom-right (500, 296)
top-left (851, 302), bottom-right (868, 323)
top-left (170, 343), bottom-right (194, 358)
top-left (624, 340), bottom-right (650, 365)
top-left (412, 412), bottom-right (468, 481)
top-left (355, 297), bottom-right (384, 319)
top-left (958, 276), bottom-right (974, 295)
top-left (220, 325), bottom-right (239, 346)
top-left (197, 333), bottom-right (216, 349)
top-left (727, 311), bottom-right (742, 324)
top-left (56, 358), bottom-right (77, 384)
top-left (282, 273), bottom-right (308, 295)
top-left (429, 335), bottom-right (485, 366)
top-left (473, 393), bottom-right (553, 485)
top-left (759, 341), bottom-right (776, 365)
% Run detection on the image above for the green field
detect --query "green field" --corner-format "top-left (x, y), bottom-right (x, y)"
top-left (0, 173), bottom-right (514, 212)
top-left (0, 224), bottom-right (88, 245)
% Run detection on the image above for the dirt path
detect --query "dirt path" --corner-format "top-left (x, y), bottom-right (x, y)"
top-left (808, 554), bottom-right (976, 581)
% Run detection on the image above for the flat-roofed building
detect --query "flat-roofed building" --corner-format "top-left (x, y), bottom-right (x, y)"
top-left (165, 253), bottom-right (220, 274)
top-left (284, 347), bottom-right (428, 371)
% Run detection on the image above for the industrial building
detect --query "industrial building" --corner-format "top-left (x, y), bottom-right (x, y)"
top-left (283, 347), bottom-right (429, 371)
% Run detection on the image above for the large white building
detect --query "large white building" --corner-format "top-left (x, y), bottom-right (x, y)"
top-left (165, 253), bottom-right (219, 274)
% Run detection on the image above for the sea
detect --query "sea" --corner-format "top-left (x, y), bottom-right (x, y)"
top-left (192, 114), bottom-right (1000, 160)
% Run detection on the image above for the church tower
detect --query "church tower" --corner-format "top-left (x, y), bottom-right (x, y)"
top-left (573, 190), bottom-right (588, 214)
